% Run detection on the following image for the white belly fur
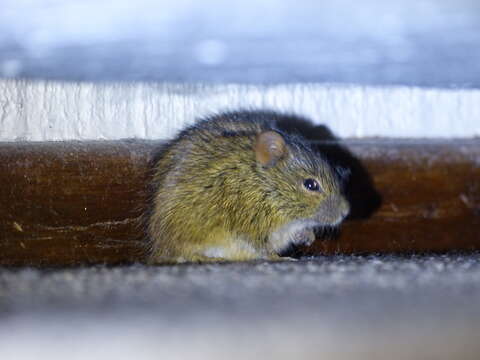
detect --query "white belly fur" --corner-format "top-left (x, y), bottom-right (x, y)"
top-left (202, 236), bottom-right (262, 259)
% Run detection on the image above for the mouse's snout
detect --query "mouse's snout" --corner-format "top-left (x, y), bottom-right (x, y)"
top-left (315, 194), bottom-right (350, 226)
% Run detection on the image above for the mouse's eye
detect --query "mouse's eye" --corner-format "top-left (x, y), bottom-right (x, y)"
top-left (303, 178), bottom-right (320, 192)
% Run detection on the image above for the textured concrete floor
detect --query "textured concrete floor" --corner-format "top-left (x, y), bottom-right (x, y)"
top-left (1, 254), bottom-right (480, 359)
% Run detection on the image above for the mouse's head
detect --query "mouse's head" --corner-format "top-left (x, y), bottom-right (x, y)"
top-left (255, 130), bottom-right (350, 227)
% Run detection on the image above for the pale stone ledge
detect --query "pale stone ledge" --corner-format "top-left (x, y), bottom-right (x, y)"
top-left (0, 80), bottom-right (479, 141)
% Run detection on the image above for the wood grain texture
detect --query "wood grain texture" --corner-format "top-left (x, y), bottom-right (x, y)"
top-left (0, 140), bottom-right (479, 266)
top-left (0, 141), bottom-right (150, 266)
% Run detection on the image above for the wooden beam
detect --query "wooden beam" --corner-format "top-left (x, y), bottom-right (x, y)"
top-left (1, 140), bottom-right (479, 266)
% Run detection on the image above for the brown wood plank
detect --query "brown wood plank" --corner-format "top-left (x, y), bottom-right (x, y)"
top-left (0, 141), bottom-right (150, 266)
top-left (0, 140), bottom-right (479, 266)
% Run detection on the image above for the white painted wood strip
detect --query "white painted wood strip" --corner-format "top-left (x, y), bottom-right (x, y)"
top-left (0, 80), bottom-right (479, 141)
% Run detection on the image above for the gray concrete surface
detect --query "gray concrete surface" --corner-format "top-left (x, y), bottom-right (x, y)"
top-left (1, 255), bottom-right (480, 359)
top-left (1, 0), bottom-right (480, 87)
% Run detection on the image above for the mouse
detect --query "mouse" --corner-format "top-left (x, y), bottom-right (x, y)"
top-left (147, 111), bottom-right (350, 263)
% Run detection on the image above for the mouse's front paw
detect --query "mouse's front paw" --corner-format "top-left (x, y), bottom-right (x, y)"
top-left (293, 228), bottom-right (316, 247)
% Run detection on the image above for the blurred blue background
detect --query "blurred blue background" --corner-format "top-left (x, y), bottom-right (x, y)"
top-left (1, 0), bottom-right (479, 86)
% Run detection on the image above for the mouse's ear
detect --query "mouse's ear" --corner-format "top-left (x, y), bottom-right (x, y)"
top-left (255, 131), bottom-right (287, 167)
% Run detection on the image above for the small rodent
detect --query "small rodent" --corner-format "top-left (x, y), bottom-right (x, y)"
top-left (148, 111), bottom-right (350, 263)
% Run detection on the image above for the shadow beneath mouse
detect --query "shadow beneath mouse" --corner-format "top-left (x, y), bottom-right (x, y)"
top-left (268, 111), bottom-right (383, 257)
